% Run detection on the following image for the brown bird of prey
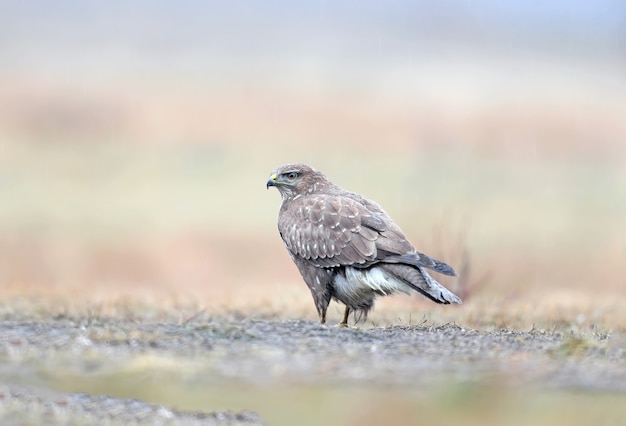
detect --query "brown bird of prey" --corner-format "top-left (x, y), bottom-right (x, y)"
top-left (267, 163), bottom-right (461, 326)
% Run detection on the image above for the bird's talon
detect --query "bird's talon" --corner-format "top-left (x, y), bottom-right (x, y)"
top-left (334, 322), bottom-right (353, 329)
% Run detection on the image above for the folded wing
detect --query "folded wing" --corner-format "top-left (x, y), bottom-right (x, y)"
top-left (278, 194), bottom-right (456, 276)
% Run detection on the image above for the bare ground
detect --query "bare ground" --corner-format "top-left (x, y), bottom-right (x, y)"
top-left (1, 315), bottom-right (625, 425)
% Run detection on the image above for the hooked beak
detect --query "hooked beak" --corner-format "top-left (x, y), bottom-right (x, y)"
top-left (266, 174), bottom-right (277, 189)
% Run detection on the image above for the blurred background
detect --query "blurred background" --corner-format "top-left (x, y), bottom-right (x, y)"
top-left (1, 0), bottom-right (625, 328)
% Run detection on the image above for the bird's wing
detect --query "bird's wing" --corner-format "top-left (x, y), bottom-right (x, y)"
top-left (355, 195), bottom-right (456, 276)
top-left (278, 194), bottom-right (383, 267)
top-left (279, 193), bottom-right (456, 275)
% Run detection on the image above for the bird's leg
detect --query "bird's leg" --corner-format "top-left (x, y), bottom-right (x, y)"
top-left (320, 311), bottom-right (326, 324)
top-left (337, 307), bottom-right (350, 328)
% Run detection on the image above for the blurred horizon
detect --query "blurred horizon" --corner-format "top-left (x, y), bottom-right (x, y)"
top-left (1, 1), bottom-right (625, 328)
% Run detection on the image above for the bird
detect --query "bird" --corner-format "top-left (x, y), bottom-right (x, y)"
top-left (266, 163), bottom-right (461, 326)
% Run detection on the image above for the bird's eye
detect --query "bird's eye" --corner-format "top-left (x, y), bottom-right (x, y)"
top-left (286, 172), bottom-right (298, 181)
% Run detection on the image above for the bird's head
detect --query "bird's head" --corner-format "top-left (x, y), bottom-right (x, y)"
top-left (267, 163), bottom-right (326, 200)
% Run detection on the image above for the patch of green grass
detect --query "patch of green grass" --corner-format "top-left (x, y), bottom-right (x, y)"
top-left (549, 334), bottom-right (597, 358)
top-left (42, 376), bottom-right (626, 426)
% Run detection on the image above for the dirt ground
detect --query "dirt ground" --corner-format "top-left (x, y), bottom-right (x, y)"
top-left (1, 313), bottom-right (625, 425)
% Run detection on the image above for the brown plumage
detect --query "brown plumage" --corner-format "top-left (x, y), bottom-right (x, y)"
top-left (267, 163), bottom-right (461, 325)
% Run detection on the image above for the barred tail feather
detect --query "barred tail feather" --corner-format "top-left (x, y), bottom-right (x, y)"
top-left (418, 267), bottom-right (462, 304)
top-left (379, 264), bottom-right (462, 304)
